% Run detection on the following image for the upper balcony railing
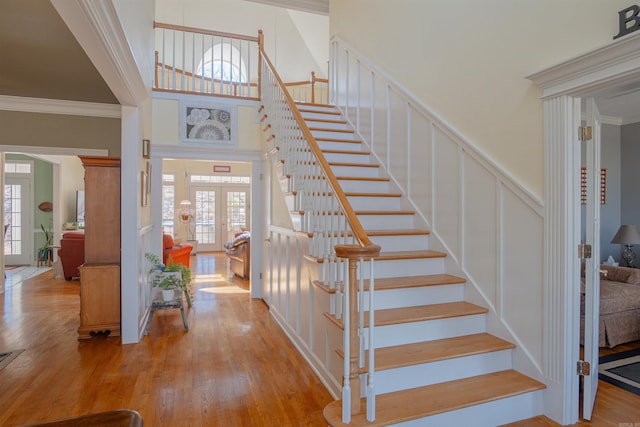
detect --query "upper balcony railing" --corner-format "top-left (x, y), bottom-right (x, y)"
top-left (153, 22), bottom-right (328, 104)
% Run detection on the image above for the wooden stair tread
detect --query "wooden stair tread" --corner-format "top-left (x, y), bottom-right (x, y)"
top-left (368, 301), bottom-right (488, 327)
top-left (296, 101), bottom-right (333, 108)
top-left (375, 250), bottom-right (445, 260)
top-left (369, 333), bottom-right (515, 371)
top-left (321, 148), bottom-right (370, 155)
top-left (330, 162), bottom-right (379, 168)
top-left (316, 137), bottom-right (362, 143)
top-left (323, 370), bottom-right (545, 427)
top-left (306, 118), bottom-right (348, 125)
top-left (365, 274), bottom-right (465, 290)
top-left (309, 127), bottom-right (355, 133)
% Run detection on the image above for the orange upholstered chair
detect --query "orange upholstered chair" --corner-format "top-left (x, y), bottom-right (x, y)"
top-left (162, 234), bottom-right (193, 268)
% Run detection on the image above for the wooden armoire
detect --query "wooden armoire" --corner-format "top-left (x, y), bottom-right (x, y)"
top-left (77, 156), bottom-right (121, 339)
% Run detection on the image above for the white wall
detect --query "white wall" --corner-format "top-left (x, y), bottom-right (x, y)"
top-left (155, 0), bottom-right (329, 80)
top-left (330, 0), bottom-right (634, 196)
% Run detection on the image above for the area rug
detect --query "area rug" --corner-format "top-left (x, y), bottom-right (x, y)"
top-left (0, 349), bottom-right (24, 371)
top-left (599, 349), bottom-right (640, 395)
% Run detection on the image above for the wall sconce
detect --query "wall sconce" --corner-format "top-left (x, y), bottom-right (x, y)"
top-left (611, 224), bottom-right (640, 267)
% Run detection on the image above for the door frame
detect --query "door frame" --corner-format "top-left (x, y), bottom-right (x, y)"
top-left (527, 32), bottom-right (640, 424)
top-left (150, 144), bottom-right (263, 299)
top-left (4, 173), bottom-right (34, 266)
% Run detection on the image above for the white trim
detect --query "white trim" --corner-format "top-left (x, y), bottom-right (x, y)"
top-left (153, 90), bottom-right (260, 107)
top-left (526, 32), bottom-right (640, 98)
top-left (51, 0), bottom-right (149, 107)
top-left (0, 95), bottom-right (121, 118)
top-left (153, 144), bottom-right (262, 161)
top-left (0, 145), bottom-right (108, 157)
top-left (528, 31), bottom-right (640, 426)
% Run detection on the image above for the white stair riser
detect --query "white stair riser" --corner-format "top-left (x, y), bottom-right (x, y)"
top-left (363, 284), bottom-right (465, 311)
top-left (368, 234), bottom-right (430, 252)
top-left (367, 314), bottom-right (486, 348)
top-left (317, 140), bottom-right (364, 151)
top-left (339, 180), bottom-right (391, 193)
top-left (347, 196), bottom-right (402, 211)
top-left (311, 129), bottom-right (357, 140)
top-left (306, 121), bottom-right (350, 130)
top-left (372, 350), bottom-right (513, 394)
top-left (330, 165), bottom-right (381, 178)
top-left (371, 257), bottom-right (445, 278)
top-left (358, 214), bottom-right (415, 230)
top-left (300, 111), bottom-right (341, 120)
top-left (284, 194), bottom-right (297, 211)
top-left (393, 390), bottom-right (544, 427)
top-left (323, 152), bottom-right (372, 164)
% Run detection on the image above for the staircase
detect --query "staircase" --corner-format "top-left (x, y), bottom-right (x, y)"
top-left (277, 102), bottom-right (546, 426)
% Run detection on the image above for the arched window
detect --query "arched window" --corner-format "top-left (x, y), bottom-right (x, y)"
top-left (196, 43), bottom-right (247, 83)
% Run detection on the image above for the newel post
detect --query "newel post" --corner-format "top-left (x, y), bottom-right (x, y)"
top-left (257, 30), bottom-right (264, 98)
top-left (335, 244), bottom-right (380, 420)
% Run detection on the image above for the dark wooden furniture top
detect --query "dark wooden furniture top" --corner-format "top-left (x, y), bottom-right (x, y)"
top-left (18, 409), bottom-right (143, 427)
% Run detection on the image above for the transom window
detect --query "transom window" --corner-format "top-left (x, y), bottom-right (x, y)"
top-left (196, 43), bottom-right (247, 83)
top-left (190, 175), bottom-right (250, 184)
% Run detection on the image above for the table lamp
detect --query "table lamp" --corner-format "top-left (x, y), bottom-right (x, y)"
top-left (611, 224), bottom-right (640, 267)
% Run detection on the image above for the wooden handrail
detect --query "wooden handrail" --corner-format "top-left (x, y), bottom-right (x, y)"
top-left (259, 45), bottom-right (380, 257)
top-left (154, 22), bottom-right (260, 43)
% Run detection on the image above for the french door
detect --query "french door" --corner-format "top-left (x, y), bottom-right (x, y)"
top-left (189, 185), bottom-right (249, 252)
top-left (4, 176), bottom-right (32, 265)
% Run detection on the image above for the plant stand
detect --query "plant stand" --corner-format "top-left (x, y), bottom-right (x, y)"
top-left (145, 290), bottom-right (188, 333)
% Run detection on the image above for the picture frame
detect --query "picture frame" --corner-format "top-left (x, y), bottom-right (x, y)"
top-left (141, 171), bottom-right (148, 207)
top-left (180, 101), bottom-right (237, 146)
top-left (142, 139), bottom-right (150, 159)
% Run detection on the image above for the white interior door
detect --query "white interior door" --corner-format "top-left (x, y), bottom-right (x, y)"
top-left (4, 176), bottom-right (32, 266)
top-left (582, 97), bottom-right (602, 420)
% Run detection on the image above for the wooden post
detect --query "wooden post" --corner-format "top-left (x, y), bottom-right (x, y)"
top-left (311, 71), bottom-right (316, 104)
top-left (347, 256), bottom-right (361, 415)
top-left (258, 30), bottom-right (264, 98)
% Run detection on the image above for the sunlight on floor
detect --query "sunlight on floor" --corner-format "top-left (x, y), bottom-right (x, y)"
top-left (199, 286), bottom-right (249, 294)
top-left (193, 273), bottom-right (228, 283)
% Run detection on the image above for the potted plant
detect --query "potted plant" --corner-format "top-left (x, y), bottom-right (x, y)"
top-left (145, 253), bottom-right (192, 307)
top-left (38, 224), bottom-right (53, 263)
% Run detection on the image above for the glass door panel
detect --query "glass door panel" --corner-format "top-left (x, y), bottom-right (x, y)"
top-left (4, 177), bottom-right (31, 265)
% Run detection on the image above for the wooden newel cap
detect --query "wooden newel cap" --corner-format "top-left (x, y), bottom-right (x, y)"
top-left (334, 244), bottom-right (380, 260)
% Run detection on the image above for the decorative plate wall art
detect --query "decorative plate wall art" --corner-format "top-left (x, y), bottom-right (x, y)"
top-left (180, 101), bottom-right (237, 146)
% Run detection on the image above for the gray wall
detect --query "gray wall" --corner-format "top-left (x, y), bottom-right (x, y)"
top-left (600, 124), bottom-right (622, 263)
top-left (620, 122), bottom-right (640, 264)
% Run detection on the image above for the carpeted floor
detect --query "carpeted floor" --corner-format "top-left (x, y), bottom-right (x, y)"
top-left (0, 349), bottom-right (24, 371)
top-left (599, 349), bottom-right (640, 395)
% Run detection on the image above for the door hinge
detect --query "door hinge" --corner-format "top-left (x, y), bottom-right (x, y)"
top-left (577, 360), bottom-right (591, 376)
top-left (259, 273), bottom-right (262, 279)
top-left (579, 126), bottom-right (592, 142)
top-left (578, 243), bottom-right (592, 260)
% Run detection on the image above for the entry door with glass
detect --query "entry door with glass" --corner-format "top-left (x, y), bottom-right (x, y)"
top-left (4, 175), bottom-right (33, 266)
top-left (189, 185), bottom-right (249, 252)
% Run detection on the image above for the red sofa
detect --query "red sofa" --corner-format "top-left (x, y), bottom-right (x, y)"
top-left (162, 234), bottom-right (193, 268)
top-left (58, 231), bottom-right (85, 280)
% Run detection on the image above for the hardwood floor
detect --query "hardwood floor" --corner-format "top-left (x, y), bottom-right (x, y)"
top-left (0, 253), bottom-right (332, 427)
top-left (2, 253), bottom-right (640, 426)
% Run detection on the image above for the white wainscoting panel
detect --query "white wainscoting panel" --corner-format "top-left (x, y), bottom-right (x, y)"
top-left (330, 35), bottom-right (545, 375)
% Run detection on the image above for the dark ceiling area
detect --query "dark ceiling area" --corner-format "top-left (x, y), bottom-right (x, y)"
top-left (0, 0), bottom-right (117, 104)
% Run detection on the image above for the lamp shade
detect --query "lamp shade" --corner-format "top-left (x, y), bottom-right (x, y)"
top-left (611, 225), bottom-right (640, 245)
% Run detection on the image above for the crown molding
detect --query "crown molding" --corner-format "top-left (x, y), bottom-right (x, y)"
top-left (0, 95), bottom-right (120, 118)
top-left (527, 32), bottom-right (640, 98)
top-left (244, 0), bottom-right (328, 15)
top-left (152, 144), bottom-right (262, 161)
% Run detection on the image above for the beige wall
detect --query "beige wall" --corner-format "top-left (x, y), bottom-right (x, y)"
top-left (155, 0), bottom-right (329, 81)
top-left (330, 0), bottom-right (633, 196)
top-left (152, 98), bottom-right (263, 150)
top-left (0, 111), bottom-right (121, 156)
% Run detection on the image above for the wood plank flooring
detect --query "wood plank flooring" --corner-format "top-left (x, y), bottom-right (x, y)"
top-left (1, 253), bottom-right (640, 426)
top-left (0, 253), bottom-right (332, 427)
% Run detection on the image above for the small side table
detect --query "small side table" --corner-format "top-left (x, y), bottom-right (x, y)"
top-left (146, 290), bottom-right (189, 333)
